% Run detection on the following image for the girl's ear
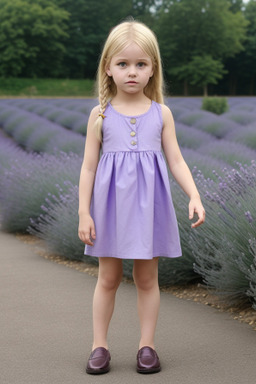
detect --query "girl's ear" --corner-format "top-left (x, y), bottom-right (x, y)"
top-left (105, 64), bottom-right (112, 77)
top-left (106, 69), bottom-right (112, 77)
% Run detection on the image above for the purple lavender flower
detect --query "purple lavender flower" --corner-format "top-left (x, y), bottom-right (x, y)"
top-left (176, 122), bottom-right (214, 149)
top-left (223, 111), bottom-right (256, 126)
top-left (193, 116), bottom-right (239, 138)
top-left (198, 140), bottom-right (256, 167)
top-left (225, 123), bottom-right (256, 150)
top-left (245, 211), bottom-right (253, 224)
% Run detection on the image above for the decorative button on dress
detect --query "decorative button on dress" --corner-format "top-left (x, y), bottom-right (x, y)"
top-left (85, 101), bottom-right (182, 260)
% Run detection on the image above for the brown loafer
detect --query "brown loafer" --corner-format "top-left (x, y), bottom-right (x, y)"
top-left (86, 347), bottom-right (111, 374)
top-left (137, 346), bottom-right (161, 374)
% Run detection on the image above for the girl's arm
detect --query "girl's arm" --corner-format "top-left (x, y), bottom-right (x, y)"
top-left (78, 106), bottom-right (101, 244)
top-left (161, 104), bottom-right (205, 228)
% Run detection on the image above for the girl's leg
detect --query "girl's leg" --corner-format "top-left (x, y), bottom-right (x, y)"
top-left (133, 258), bottom-right (160, 350)
top-left (92, 257), bottom-right (123, 350)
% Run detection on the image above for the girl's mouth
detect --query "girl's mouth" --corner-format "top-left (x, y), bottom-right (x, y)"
top-left (126, 81), bottom-right (138, 84)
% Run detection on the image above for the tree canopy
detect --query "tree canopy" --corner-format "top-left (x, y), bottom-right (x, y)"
top-left (0, 0), bottom-right (69, 77)
top-left (0, 0), bottom-right (255, 95)
top-left (155, 0), bottom-right (248, 94)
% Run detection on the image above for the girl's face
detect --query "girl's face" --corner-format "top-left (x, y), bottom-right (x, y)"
top-left (106, 42), bottom-right (154, 96)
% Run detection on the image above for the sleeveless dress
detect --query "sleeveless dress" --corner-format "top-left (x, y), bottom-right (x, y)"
top-left (84, 101), bottom-right (182, 260)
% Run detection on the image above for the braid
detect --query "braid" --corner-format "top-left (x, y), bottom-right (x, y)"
top-left (95, 73), bottom-right (111, 142)
top-left (99, 73), bottom-right (110, 114)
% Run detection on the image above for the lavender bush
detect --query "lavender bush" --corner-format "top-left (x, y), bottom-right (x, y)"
top-left (54, 110), bottom-right (87, 134)
top-left (0, 105), bottom-right (15, 121)
top-left (2, 110), bottom-right (29, 136)
top-left (28, 182), bottom-right (98, 265)
top-left (191, 162), bottom-right (256, 306)
top-left (224, 111), bottom-right (256, 126)
top-left (3, 98), bottom-right (95, 133)
top-left (226, 123), bottom-right (256, 150)
top-left (231, 102), bottom-right (255, 112)
top-left (246, 239), bottom-right (256, 309)
top-left (0, 104), bottom-right (84, 155)
top-left (167, 106), bottom-right (187, 120)
top-left (41, 107), bottom-right (63, 120)
top-left (198, 140), bottom-right (256, 167)
top-left (25, 103), bottom-right (53, 115)
top-left (177, 110), bottom-right (211, 126)
top-left (166, 97), bottom-right (202, 110)
top-left (23, 102), bottom-right (87, 134)
top-left (193, 116), bottom-right (239, 138)
top-left (0, 142), bottom-right (82, 232)
top-left (176, 123), bottom-right (214, 149)
top-left (0, 131), bottom-right (29, 171)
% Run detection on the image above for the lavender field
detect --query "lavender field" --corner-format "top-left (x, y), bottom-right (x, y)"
top-left (0, 97), bottom-right (255, 309)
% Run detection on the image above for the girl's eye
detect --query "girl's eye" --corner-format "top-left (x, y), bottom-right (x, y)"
top-left (118, 62), bottom-right (126, 67)
top-left (137, 62), bottom-right (146, 68)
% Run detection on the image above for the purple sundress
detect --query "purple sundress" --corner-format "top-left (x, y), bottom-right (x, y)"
top-left (84, 101), bottom-right (182, 260)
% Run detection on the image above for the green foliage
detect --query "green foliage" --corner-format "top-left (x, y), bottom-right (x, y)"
top-left (53, 0), bottom-right (138, 78)
top-left (156, 0), bottom-right (248, 94)
top-left (0, 78), bottom-right (94, 96)
top-left (0, 0), bottom-right (255, 94)
top-left (172, 56), bottom-right (226, 95)
top-left (228, 0), bottom-right (244, 13)
top-left (188, 56), bottom-right (227, 96)
top-left (242, 0), bottom-right (256, 84)
top-left (201, 97), bottom-right (229, 115)
top-left (222, 0), bottom-right (256, 95)
top-left (0, 0), bottom-right (69, 77)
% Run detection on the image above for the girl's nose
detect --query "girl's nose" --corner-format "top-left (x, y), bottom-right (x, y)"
top-left (128, 66), bottom-right (137, 76)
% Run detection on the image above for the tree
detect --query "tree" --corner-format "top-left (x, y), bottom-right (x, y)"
top-left (243, 0), bottom-right (256, 94)
top-left (172, 55), bottom-right (227, 96)
top-left (0, 0), bottom-right (69, 77)
top-left (54, 0), bottom-right (134, 78)
top-left (155, 0), bottom-right (248, 95)
top-left (227, 0), bottom-right (244, 13)
top-left (223, 0), bottom-right (256, 95)
top-left (54, 0), bottom-right (155, 78)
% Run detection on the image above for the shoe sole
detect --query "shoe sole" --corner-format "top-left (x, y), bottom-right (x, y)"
top-left (137, 367), bottom-right (161, 374)
top-left (86, 367), bottom-right (110, 375)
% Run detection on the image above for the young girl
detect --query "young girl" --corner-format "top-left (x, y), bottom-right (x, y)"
top-left (78, 20), bottom-right (205, 375)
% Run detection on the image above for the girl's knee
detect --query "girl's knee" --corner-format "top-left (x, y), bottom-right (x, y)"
top-left (133, 263), bottom-right (158, 291)
top-left (134, 273), bottom-right (158, 291)
top-left (99, 273), bottom-right (122, 291)
top-left (98, 258), bottom-right (123, 291)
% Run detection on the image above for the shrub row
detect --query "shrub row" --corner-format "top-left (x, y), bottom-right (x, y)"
top-left (0, 134), bottom-right (82, 232)
top-left (2, 98), bottom-right (256, 151)
top-left (0, 104), bottom-right (84, 155)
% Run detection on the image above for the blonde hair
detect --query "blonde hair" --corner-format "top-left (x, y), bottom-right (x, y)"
top-left (94, 20), bottom-right (165, 141)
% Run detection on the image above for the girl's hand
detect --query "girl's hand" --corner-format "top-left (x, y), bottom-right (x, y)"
top-left (78, 214), bottom-right (96, 245)
top-left (189, 196), bottom-right (205, 228)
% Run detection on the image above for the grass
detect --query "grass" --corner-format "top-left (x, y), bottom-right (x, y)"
top-left (0, 78), bottom-right (95, 97)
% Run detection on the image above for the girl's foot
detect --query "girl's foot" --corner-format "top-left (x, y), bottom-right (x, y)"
top-left (136, 346), bottom-right (161, 374)
top-left (86, 347), bottom-right (111, 374)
